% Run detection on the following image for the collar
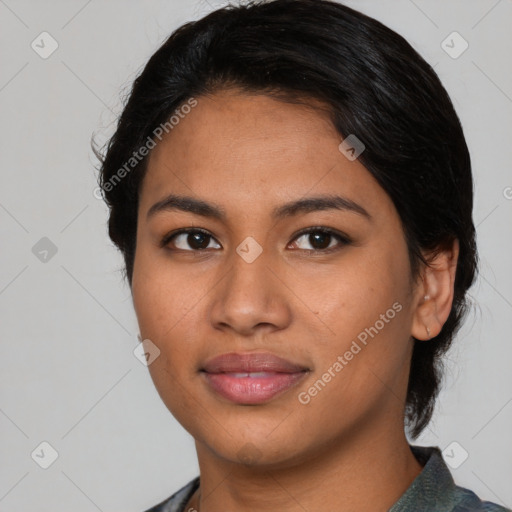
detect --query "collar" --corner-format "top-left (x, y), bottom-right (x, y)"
top-left (148, 445), bottom-right (505, 512)
top-left (390, 445), bottom-right (462, 512)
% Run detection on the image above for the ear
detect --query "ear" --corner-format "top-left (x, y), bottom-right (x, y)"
top-left (411, 239), bottom-right (459, 341)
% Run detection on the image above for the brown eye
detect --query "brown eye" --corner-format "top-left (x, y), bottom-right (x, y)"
top-left (163, 229), bottom-right (221, 251)
top-left (290, 228), bottom-right (351, 252)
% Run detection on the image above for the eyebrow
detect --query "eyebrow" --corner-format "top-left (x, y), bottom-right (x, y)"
top-left (146, 193), bottom-right (371, 221)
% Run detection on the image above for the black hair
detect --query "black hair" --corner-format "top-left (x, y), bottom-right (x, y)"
top-left (95, 0), bottom-right (477, 438)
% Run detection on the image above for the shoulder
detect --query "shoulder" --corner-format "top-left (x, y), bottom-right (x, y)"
top-left (142, 476), bottom-right (200, 512)
top-left (391, 446), bottom-right (510, 512)
top-left (451, 484), bottom-right (511, 512)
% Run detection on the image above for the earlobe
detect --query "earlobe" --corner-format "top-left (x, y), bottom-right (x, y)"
top-left (411, 239), bottom-right (459, 341)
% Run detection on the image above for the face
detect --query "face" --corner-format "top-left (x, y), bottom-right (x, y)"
top-left (131, 90), bottom-right (423, 469)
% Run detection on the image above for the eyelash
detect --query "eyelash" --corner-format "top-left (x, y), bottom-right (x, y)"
top-left (160, 226), bottom-right (352, 254)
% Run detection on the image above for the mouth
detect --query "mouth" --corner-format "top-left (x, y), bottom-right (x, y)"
top-left (200, 352), bottom-right (310, 405)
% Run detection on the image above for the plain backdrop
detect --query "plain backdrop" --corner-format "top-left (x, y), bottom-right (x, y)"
top-left (1, 1), bottom-right (511, 511)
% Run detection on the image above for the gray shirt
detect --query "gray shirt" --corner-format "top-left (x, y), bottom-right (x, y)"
top-left (143, 445), bottom-right (510, 511)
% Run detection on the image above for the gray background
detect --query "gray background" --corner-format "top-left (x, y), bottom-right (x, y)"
top-left (0, 0), bottom-right (511, 510)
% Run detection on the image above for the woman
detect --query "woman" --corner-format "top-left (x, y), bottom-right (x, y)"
top-left (96, 0), bottom-right (510, 510)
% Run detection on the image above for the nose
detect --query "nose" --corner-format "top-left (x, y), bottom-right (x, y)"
top-left (209, 244), bottom-right (292, 337)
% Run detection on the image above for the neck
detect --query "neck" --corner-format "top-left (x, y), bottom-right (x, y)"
top-left (189, 422), bottom-right (423, 512)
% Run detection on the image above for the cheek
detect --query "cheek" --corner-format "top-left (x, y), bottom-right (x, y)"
top-left (309, 248), bottom-right (410, 337)
top-left (132, 245), bottom-right (202, 340)
top-left (131, 245), bottom-right (209, 386)
top-left (298, 243), bottom-right (414, 393)
top-left (132, 259), bottom-right (203, 429)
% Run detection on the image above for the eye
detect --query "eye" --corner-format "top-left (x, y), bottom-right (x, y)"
top-left (289, 227), bottom-right (351, 253)
top-left (161, 226), bottom-right (351, 253)
top-left (161, 228), bottom-right (221, 251)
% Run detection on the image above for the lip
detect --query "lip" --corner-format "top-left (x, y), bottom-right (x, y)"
top-left (202, 352), bottom-right (308, 373)
top-left (201, 352), bottom-right (309, 404)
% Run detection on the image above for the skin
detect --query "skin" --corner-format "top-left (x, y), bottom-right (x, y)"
top-left (131, 89), bottom-right (459, 512)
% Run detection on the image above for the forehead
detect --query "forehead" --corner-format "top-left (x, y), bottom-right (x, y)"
top-left (140, 91), bottom-right (393, 220)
